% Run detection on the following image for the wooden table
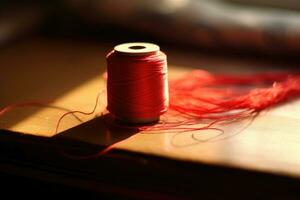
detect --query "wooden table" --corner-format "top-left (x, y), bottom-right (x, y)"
top-left (1, 38), bottom-right (300, 199)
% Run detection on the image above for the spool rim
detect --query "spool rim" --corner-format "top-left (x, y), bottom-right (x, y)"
top-left (114, 42), bottom-right (160, 56)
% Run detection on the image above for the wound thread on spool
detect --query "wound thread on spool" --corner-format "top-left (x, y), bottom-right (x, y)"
top-left (106, 42), bottom-right (169, 123)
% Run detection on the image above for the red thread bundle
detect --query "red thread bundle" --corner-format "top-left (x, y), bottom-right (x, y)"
top-left (106, 49), bottom-right (169, 123)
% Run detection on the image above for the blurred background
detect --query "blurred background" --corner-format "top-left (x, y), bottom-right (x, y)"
top-left (1, 0), bottom-right (300, 57)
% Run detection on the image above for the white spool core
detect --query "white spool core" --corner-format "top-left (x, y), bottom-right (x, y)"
top-left (114, 42), bottom-right (160, 56)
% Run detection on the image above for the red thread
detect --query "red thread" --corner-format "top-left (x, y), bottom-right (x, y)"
top-left (104, 69), bottom-right (300, 133)
top-left (55, 93), bottom-right (101, 134)
top-left (106, 50), bottom-right (169, 122)
top-left (160, 70), bottom-right (300, 131)
top-left (0, 101), bottom-right (51, 116)
top-left (3, 70), bottom-right (298, 135)
top-left (169, 71), bottom-right (300, 116)
top-left (0, 100), bottom-right (85, 127)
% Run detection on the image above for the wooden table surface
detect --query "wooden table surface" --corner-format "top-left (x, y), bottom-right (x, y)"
top-left (1, 37), bottom-right (300, 199)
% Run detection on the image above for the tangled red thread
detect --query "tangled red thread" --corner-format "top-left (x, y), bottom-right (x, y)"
top-left (163, 70), bottom-right (300, 131)
top-left (113, 71), bottom-right (297, 133)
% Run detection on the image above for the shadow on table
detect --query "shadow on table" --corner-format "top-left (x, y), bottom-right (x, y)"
top-left (52, 114), bottom-right (140, 157)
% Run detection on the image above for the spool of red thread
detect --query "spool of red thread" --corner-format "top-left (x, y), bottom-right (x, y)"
top-left (106, 42), bottom-right (169, 123)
